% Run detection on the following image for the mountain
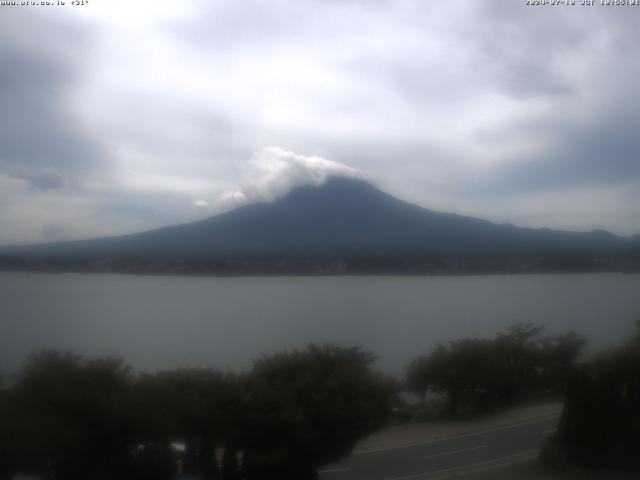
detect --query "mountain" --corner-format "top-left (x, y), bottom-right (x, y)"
top-left (1, 177), bottom-right (639, 274)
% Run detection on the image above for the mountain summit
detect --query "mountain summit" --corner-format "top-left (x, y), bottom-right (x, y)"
top-left (1, 177), bottom-right (639, 274)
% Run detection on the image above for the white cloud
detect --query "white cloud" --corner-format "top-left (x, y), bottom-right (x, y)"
top-left (219, 146), bottom-right (368, 208)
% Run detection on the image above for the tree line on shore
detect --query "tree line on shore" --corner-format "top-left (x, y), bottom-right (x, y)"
top-left (1, 321), bottom-right (638, 479)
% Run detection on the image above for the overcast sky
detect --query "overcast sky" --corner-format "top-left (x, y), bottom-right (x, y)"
top-left (1, 0), bottom-right (639, 245)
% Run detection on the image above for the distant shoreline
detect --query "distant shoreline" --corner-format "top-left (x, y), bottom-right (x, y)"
top-left (1, 266), bottom-right (638, 278)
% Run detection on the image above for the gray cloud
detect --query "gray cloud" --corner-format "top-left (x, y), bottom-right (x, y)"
top-left (1, 0), bottom-right (640, 244)
top-left (461, 2), bottom-right (585, 99)
top-left (490, 115), bottom-right (640, 194)
top-left (0, 10), bottom-right (111, 189)
top-left (171, 0), bottom-right (373, 51)
top-left (40, 222), bottom-right (75, 242)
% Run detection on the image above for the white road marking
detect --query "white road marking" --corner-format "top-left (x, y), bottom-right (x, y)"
top-left (356, 414), bottom-right (559, 455)
top-left (388, 449), bottom-right (538, 480)
top-left (318, 466), bottom-right (353, 475)
top-left (423, 444), bottom-right (488, 460)
top-left (450, 450), bottom-right (539, 478)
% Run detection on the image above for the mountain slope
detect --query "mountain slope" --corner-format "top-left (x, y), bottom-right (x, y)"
top-left (1, 177), bottom-right (639, 273)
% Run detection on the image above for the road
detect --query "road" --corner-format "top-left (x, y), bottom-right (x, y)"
top-left (318, 412), bottom-right (559, 480)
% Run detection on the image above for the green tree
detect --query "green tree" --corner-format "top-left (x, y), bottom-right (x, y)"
top-left (406, 323), bottom-right (585, 417)
top-left (9, 351), bottom-right (136, 480)
top-left (538, 331), bottom-right (586, 393)
top-left (241, 344), bottom-right (393, 480)
top-left (0, 375), bottom-right (13, 480)
top-left (127, 367), bottom-right (247, 479)
top-left (551, 321), bottom-right (640, 469)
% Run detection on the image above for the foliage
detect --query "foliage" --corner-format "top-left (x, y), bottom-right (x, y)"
top-left (550, 321), bottom-right (640, 469)
top-left (9, 351), bottom-right (136, 479)
top-left (241, 345), bottom-right (394, 479)
top-left (0, 377), bottom-right (12, 480)
top-left (1, 345), bottom-right (393, 480)
top-left (406, 323), bottom-right (585, 416)
top-left (132, 368), bottom-right (245, 478)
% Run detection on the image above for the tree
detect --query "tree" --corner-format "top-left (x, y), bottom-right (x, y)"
top-left (0, 376), bottom-right (13, 480)
top-left (549, 321), bottom-right (640, 469)
top-left (241, 345), bottom-right (393, 480)
top-left (2, 345), bottom-right (394, 480)
top-left (492, 323), bottom-right (546, 402)
top-left (406, 323), bottom-right (586, 417)
top-left (9, 351), bottom-right (136, 480)
top-left (538, 331), bottom-right (586, 393)
top-left (150, 369), bottom-right (244, 479)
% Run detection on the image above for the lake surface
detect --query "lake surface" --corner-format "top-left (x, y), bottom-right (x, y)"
top-left (1, 272), bottom-right (639, 376)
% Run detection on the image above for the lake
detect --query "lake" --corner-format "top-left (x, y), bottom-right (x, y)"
top-left (1, 272), bottom-right (639, 376)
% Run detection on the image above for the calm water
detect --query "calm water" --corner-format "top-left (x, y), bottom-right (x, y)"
top-left (1, 272), bottom-right (639, 376)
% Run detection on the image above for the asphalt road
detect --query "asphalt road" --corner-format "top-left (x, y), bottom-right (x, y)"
top-left (318, 414), bottom-right (560, 480)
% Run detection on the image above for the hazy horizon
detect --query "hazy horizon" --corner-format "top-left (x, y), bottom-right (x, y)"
top-left (5, 176), bottom-right (640, 249)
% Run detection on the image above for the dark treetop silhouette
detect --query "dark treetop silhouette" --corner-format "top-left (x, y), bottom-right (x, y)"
top-left (0, 345), bottom-right (394, 480)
